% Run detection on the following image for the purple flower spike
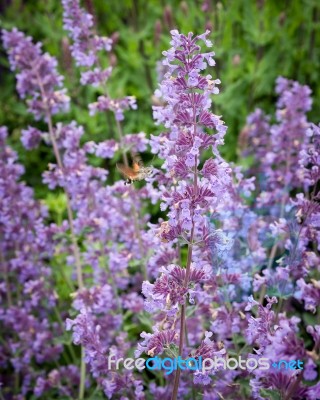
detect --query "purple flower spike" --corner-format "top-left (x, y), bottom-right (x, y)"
top-left (2, 29), bottom-right (70, 120)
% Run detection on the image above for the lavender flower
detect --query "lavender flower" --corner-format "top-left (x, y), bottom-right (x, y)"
top-left (295, 278), bottom-right (320, 313)
top-left (3, 5), bottom-right (320, 397)
top-left (62, 0), bottom-right (112, 68)
top-left (0, 127), bottom-right (64, 397)
top-left (138, 30), bottom-right (232, 399)
top-left (88, 95), bottom-right (137, 121)
top-left (2, 29), bottom-right (70, 120)
top-left (62, 0), bottom-right (138, 123)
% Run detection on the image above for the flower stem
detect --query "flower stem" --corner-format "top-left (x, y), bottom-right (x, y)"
top-left (115, 118), bottom-right (129, 167)
top-left (171, 228), bottom-right (194, 400)
top-left (36, 75), bottom-right (86, 400)
top-left (46, 113), bottom-right (84, 289)
top-left (36, 74), bottom-right (84, 289)
top-left (259, 195), bottom-right (287, 303)
top-left (171, 199), bottom-right (196, 399)
top-left (46, 118), bottom-right (86, 400)
top-left (171, 94), bottom-right (199, 400)
top-left (79, 345), bottom-right (86, 400)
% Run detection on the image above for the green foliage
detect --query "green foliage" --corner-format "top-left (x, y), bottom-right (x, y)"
top-left (1, 0), bottom-right (320, 199)
top-left (259, 388), bottom-right (282, 400)
top-left (44, 192), bottom-right (67, 224)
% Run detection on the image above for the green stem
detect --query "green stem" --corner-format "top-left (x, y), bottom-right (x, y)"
top-left (79, 346), bottom-right (86, 400)
top-left (36, 74), bottom-right (86, 398)
top-left (53, 306), bottom-right (77, 363)
top-left (36, 74), bottom-right (84, 290)
top-left (275, 297), bottom-right (284, 324)
top-left (88, 384), bottom-right (101, 399)
top-left (171, 92), bottom-right (199, 400)
top-left (171, 222), bottom-right (195, 400)
top-left (115, 115), bottom-right (129, 167)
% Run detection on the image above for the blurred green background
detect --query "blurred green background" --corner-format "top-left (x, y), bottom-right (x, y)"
top-left (1, 0), bottom-right (320, 197)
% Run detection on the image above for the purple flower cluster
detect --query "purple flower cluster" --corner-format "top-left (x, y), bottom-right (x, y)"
top-left (62, 0), bottom-right (112, 68)
top-left (0, 127), bottom-right (79, 398)
top-left (2, 29), bottom-right (70, 120)
top-left (89, 95), bottom-right (137, 121)
top-left (1, 9), bottom-right (320, 400)
top-left (137, 32), bottom-right (320, 400)
top-left (62, 0), bottom-right (136, 121)
top-left (38, 120), bottom-right (152, 397)
top-left (137, 30), bottom-right (234, 396)
top-left (2, 18), bottom-right (154, 398)
top-left (237, 79), bottom-right (320, 399)
top-left (243, 77), bottom-right (312, 205)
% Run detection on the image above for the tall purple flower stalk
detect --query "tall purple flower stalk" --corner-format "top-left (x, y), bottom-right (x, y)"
top-left (2, 27), bottom-right (90, 399)
top-left (61, 1), bottom-right (156, 276)
top-left (239, 80), bottom-right (320, 400)
top-left (137, 32), bottom-right (320, 400)
top-left (0, 128), bottom-right (80, 398)
top-left (243, 77), bottom-right (312, 207)
top-left (138, 30), bottom-right (231, 399)
top-left (2, 28), bottom-right (84, 290)
top-left (62, 0), bottom-right (137, 167)
top-left (60, 1), bottom-right (157, 398)
top-left (2, 20), bottom-right (154, 398)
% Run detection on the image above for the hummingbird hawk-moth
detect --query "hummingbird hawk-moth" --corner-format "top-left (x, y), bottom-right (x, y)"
top-left (117, 154), bottom-right (152, 184)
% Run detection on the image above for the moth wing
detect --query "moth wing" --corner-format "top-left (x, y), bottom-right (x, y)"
top-left (116, 163), bottom-right (137, 179)
top-left (131, 153), bottom-right (143, 172)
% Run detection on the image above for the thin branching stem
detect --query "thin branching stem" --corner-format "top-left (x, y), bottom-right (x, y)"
top-left (36, 74), bottom-right (86, 400)
top-left (171, 94), bottom-right (198, 400)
